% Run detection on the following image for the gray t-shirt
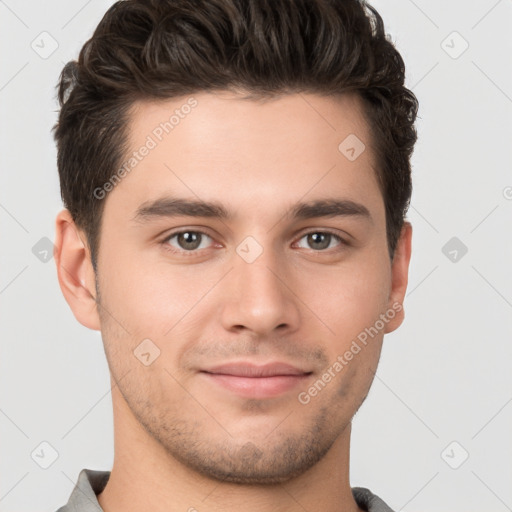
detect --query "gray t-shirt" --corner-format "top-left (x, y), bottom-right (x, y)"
top-left (56, 468), bottom-right (395, 512)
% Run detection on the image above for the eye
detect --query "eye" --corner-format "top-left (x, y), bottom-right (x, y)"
top-left (161, 228), bottom-right (349, 257)
top-left (295, 231), bottom-right (347, 252)
top-left (163, 230), bottom-right (215, 253)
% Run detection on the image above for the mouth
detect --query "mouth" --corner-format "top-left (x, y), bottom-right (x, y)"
top-left (199, 362), bottom-right (313, 399)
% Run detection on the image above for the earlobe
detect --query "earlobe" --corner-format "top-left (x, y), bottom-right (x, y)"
top-left (54, 209), bottom-right (101, 331)
top-left (384, 221), bottom-right (412, 334)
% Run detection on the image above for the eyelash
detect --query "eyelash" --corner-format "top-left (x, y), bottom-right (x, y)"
top-left (160, 229), bottom-right (349, 256)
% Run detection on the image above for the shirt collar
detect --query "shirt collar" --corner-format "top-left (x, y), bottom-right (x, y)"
top-left (58, 468), bottom-right (395, 512)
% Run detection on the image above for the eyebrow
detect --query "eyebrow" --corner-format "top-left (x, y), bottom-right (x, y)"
top-left (132, 196), bottom-right (372, 224)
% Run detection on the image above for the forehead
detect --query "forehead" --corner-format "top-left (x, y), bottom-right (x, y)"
top-left (104, 91), bottom-right (383, 225)
top-left (127, 90), bottom-right (374, 159)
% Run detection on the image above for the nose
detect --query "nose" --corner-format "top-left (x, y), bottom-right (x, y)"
top-left (219, 243), bottom-right (301, 337)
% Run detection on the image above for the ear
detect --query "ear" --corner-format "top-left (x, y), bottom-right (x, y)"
top-left (54, 209), bottom-right (101, 331)
top-left (384, 221), bottom-right (412, 333)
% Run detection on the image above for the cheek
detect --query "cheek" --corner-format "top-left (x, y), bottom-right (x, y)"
top-left (99, 247), bottom-right (219, 340)
top-left (295, 254), bottom-right (391, 341)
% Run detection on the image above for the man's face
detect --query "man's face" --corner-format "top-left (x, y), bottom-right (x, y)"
top-left (90, 91), bottom-right (406, 483)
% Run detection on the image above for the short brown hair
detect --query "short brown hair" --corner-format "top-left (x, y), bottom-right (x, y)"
top-left (53, 0), bottom-right (419, 268)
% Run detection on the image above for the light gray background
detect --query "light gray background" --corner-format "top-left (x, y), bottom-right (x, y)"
top-left (1, 1), bottom-right (511, 511)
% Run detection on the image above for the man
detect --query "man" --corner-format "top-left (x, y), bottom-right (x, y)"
top-left (52, 0), bottom-right (418, 510)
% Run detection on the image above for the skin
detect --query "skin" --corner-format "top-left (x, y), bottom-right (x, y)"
top-left (54, 90), bottom-right (412, 512)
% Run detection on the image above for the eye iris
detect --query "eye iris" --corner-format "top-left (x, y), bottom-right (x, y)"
top-left (178, 232), bottom-right (201, 250)
top-left (308, 232), bottom-right (330, 250)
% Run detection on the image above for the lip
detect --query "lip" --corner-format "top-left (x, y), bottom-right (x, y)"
top-left (200, 362), bottom-right (312, 399)
top-left (203, 362), bottom-right (310, 377)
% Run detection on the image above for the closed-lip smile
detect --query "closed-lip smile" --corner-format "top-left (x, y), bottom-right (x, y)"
top-left (200, 362), bottom-right (312, 399)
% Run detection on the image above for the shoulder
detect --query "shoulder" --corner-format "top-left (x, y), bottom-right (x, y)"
top-left (352, 486), bottom-right (396, 512)
top-left (54, 468), bottom-right (110, 512)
